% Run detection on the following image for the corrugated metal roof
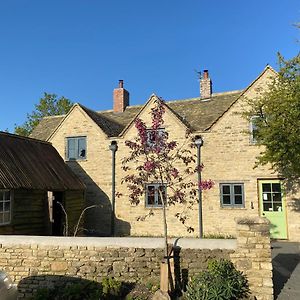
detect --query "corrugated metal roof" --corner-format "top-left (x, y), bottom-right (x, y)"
top-left (0, 132), bottom-right (85, 191)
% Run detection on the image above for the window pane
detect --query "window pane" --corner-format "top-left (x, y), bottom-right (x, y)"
top-left (262, 184), bottom-right (271, 192)
top-left (4, 191), bottom-right (10, 200)
top-left (0, 204), bottom-right (3, 213)
top-left (234, 195), bottom-right (243, 205)
top-left (147, 186), bottom-right (155, 205)
top-left (272, 183), bottom-right (281, 193)
top-left (78, 138), bottom-right (86, 159)
top-left (263, 193), bottom-right (272, 202)
top-left (4, 202), bottom-right (10, 212)
top-left (3, 212), bottom-right (10, 223)
top-left (263, 202), bottom-right (273, 211)
top-left (222, 185), bottom-right (230, 195)
top-left (157, 186), bottom-right (166, 206)
top-left (0, 191), bottom-right (3, 200)
top-left (273, 193), bottom-right (282, 203)
top-left (273, 202), bottom-right (283, 212)
top-left (234, 185), bottom-right (242, 195)
top-left (222, 195), bottom-right (231, 205)
top-left (68, 139), bottom-right (76, 159)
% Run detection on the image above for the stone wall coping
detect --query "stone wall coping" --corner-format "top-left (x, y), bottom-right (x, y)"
top-left (0, 236), bottom-right (237, 250)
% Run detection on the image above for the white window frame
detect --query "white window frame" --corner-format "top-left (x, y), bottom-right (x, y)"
top-left (220, 183), bottom-right (245, 208)
top-left (66, 136), bottom-right (87, 161)
top-left (0, 190), bottom-right (11, 225)
top-left (145, 183), bottom-right (166, 208)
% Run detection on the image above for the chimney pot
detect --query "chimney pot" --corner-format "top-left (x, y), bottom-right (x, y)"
top-left (113, 80), bottom-right (129, 113)
top-left (203, 70), bottom-right (209, 79)
top-left (200, 69), bottom-right (212, 99)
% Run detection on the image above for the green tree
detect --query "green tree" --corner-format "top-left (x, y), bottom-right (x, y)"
top-left (15, 93), bottom-right (73, 136)
top-left (245, 54), bottom-right (300, 186)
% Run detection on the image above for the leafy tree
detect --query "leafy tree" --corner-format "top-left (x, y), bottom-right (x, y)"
top-left (245, 54), bottom-right (300, 187)
top-left (120, 98), bottom-right (213, 291)
top-left (15, 92), bottom-right (73, 136)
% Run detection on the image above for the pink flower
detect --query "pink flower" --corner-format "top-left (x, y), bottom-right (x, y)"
top-left (135, 118), bottom-right (147, 145)
top-left (144, 161), bottom-right (156, 172)
top-left (170, 168), bottom-right (179, 178)
top-left (199, 179), bottom-right (214, 190)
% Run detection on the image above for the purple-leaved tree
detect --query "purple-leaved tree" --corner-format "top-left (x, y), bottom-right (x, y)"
top-left (121, 98), bottom-right (213, 261)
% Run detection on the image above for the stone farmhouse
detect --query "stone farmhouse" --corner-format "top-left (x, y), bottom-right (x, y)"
top-left (31, 66), bottom-right (300, 241)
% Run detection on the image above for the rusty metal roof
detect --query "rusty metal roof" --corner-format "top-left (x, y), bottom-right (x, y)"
top-left (0, 132), bottom-right (85, 191)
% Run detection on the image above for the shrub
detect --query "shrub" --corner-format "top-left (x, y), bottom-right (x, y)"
top-left (101, 277), bottom-right (122, 299)
top-left (185, 259), bottom-right (250, 300)
top-left (30, 277), bottom-right (122, 300)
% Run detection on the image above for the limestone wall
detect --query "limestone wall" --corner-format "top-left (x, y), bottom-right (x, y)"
top-left (0, 217), bottom-right (273, 300)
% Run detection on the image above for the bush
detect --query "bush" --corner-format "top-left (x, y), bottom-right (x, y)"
top-left (30, 277), bottom-right (122, 300)
top-left (185, 259), bottom-right (250, 300)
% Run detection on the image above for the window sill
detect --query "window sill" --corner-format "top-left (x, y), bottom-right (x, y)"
top-left (221, 206), bottom-right (246, 210)
top-left (145, 206), bottom-right (164, 209)
top-left (66, 159), bottom-right (87, 162)
top-left (0, 222), bottom-right (11, 226)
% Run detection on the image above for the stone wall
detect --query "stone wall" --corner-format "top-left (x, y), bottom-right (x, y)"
top-left (0, 217), bottom-right (273, 300)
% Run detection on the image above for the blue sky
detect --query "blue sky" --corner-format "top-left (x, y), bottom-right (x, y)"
top-left (0, 0), bottom-right (299, 132)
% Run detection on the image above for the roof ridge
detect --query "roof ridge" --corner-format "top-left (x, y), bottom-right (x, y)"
top-left (43, 114), bottom-right (65, 119)
top-left (167, 89), bottom-right (243, 104)
top-left (0, 131), bottom-right (51, 145)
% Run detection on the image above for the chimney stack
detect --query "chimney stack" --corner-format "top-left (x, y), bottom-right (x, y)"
top-left (113, 80), bottom-right (129, 113)
top-left (200, 70), bottom-right (212, 99)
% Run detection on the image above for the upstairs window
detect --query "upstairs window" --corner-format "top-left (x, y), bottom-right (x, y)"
top-left (146, 128), bottom-right (165, 148)
top-left (250, 116), bottom-right (259, 144)
top-left (0, 190), bottom-right (11, 225)
top-left (66, 137), bottom-right (87, 160)
top-left (145, 183), bottom-right (166, 207)
top-left (220, 183), bottom-right (244, 208)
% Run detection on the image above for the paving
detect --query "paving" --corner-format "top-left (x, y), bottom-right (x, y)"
top-left (272, 241), bottom-right (300, 300)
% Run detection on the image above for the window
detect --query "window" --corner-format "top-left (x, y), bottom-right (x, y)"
top-left (146, 128), bottom-right (165, 148)
top-left (250, 116), bottom-right (259, 144)
top-left (66, 137), bottom-right (87, 160)
top-left (145, 183), bottom-right (166, 207)
top-left (0, 190), bottom-right (11, 225)
top-left (220, 183), bottom-right (244, 207)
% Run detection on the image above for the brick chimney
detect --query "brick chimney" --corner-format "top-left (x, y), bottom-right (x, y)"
top-left (113, 80), bottom-right (129, 113)
top-left (200, 70), bottom-right (212, 99)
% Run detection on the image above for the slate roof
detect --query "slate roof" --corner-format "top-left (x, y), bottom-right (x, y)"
top-left (31, 115), bottom-right (65, 141)
top-left (0, 132), bottom-right (85, 190)
top-left (30, 90), bottom-right (242, 141)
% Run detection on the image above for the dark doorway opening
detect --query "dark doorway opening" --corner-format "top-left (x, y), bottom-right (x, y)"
top-left (52, 192), bottom-right (65, 236)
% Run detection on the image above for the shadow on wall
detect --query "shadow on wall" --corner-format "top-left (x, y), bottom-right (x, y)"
top-left (289, 197), bottom-right (300, 212)
top-left (272, 252), bottom-right (300, 299)
top-left (66, 161), bottom-right (131, 237)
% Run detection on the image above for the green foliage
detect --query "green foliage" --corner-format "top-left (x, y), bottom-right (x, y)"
top-left (245, 54), bottom-right (300, 186)
top-left (15, 92), bottom-right (73, 136)
top-left (184, 259), bottom-right (250, 300)
top-left (30, 278), bottom-right (122, 300)
top-left (101, 277), bottom-right (123, 299)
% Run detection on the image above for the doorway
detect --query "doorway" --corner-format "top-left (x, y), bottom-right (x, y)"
top-left (258, 180), bottom-right (287, 239)
top-left (52, 191), bottom-right (65, 236)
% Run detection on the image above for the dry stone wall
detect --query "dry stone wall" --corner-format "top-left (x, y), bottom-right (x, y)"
top-left (0, 217), bottom-right (273, 300)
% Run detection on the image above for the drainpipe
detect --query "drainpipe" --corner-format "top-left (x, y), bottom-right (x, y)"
top-left (109, 140), bottom-right (118, 236)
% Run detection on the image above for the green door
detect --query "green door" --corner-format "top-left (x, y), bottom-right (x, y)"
top-left (258, 180), bottom-right (287, 239)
